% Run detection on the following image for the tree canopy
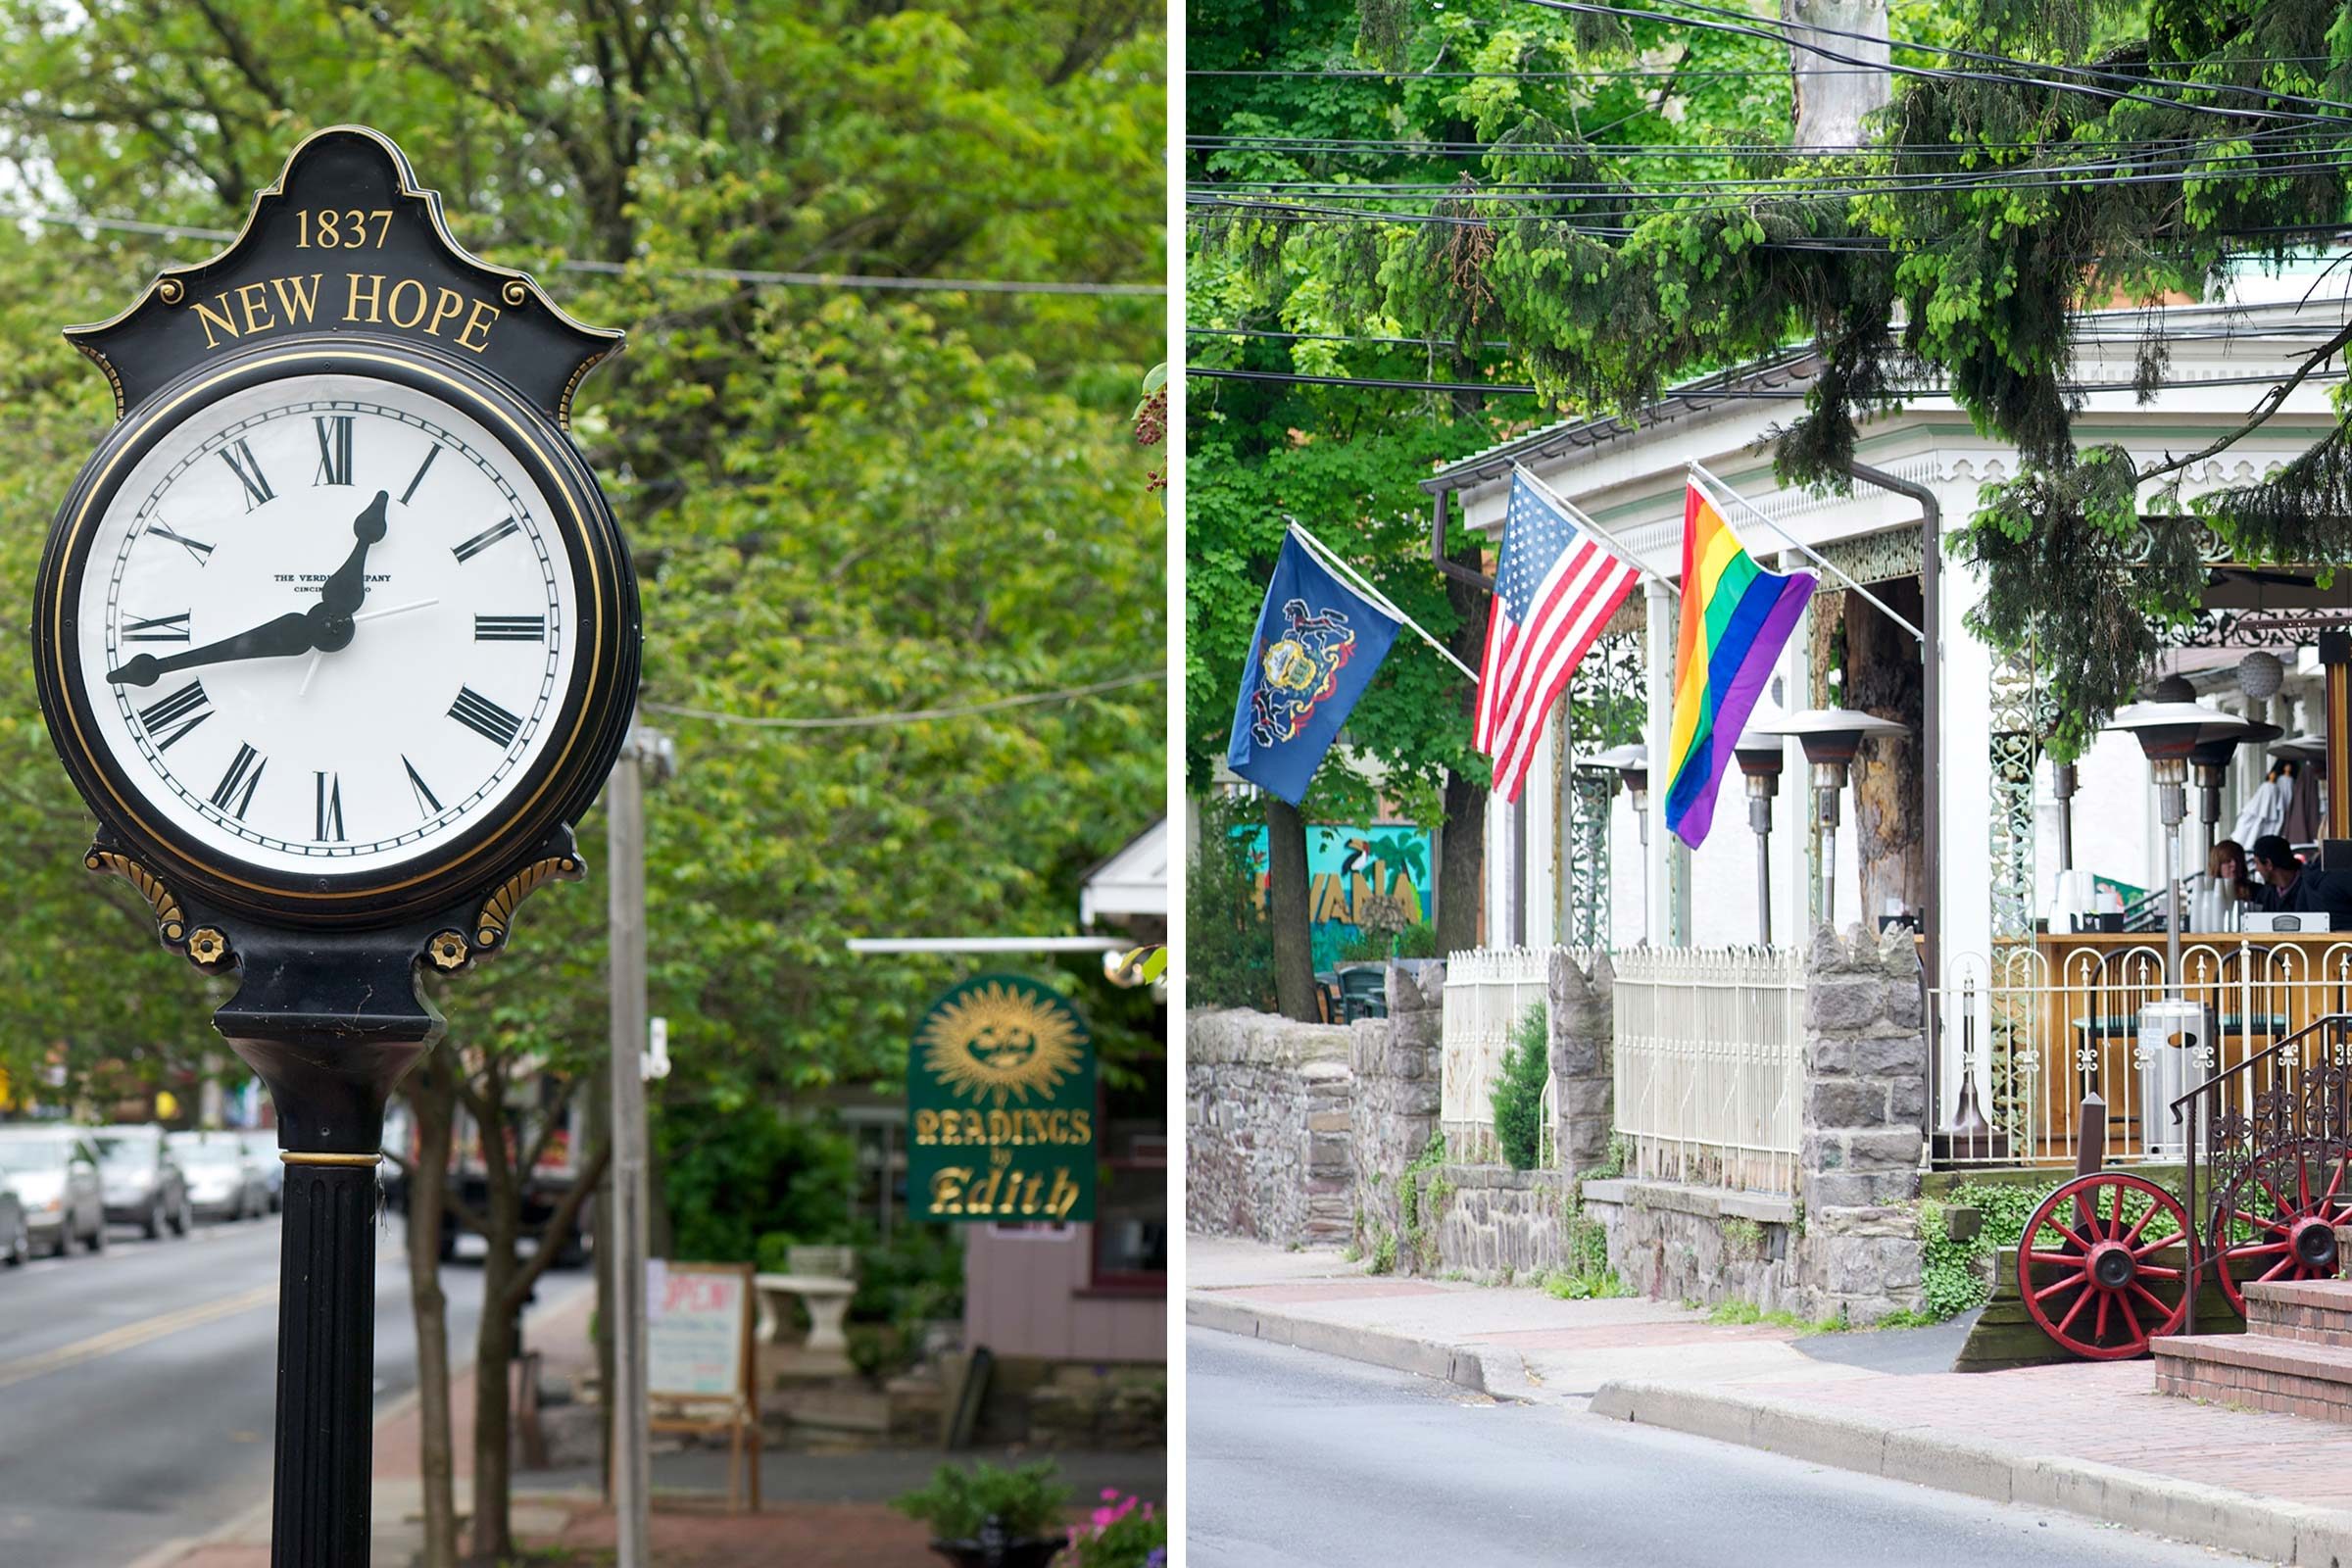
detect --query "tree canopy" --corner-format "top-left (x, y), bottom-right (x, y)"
top-left (1198, 0), bottom-right (2352, 759)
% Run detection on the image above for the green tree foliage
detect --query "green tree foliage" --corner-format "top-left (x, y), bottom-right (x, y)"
top-left (1490, 1000), bottom-right (1549, 1169)
top-left (1186, 793), bottom-right (1278, 1008)
top-left (1221, 0), bottom-right (2352, 757)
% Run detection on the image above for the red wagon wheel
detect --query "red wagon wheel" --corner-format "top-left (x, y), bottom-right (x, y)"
top-left (2018, 1171), bottom-right (2190, 1360)
top-left (2210, 1138), bottom-right (2352, 1314)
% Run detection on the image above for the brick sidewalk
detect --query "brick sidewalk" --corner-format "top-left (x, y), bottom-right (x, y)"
top-left (1720, 1359), bottom-right (2352, 1510)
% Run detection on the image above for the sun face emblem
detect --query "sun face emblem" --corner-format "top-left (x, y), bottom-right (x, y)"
top-left (918, 981), bottom-right (1086, 1106)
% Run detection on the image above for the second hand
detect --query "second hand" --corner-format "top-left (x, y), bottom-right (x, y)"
top-left (298, 600), bottom-right (441, 697)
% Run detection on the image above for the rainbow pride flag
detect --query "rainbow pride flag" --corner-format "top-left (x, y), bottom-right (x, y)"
top-left (1663, 480), bottom-right (1817, 849)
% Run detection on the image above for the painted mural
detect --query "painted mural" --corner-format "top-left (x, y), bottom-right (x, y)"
top-left (1237, 821), bottom-right (1435, 971)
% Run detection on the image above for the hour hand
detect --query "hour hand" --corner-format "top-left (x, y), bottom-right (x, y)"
top-left (108, 610), bottom-right (318, 687)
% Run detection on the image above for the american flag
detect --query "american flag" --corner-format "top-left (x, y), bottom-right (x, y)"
top-left (1475, 471), bottom-right (1642, 801)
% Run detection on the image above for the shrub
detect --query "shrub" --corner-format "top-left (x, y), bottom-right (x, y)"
top-left (1068, 1489), bottom-right (1166, 1567)
top-left (1392, 922), bottom-right (1439, 959)
top-left (1188, 796), bottom-right (1276, 1009)
top-left (656, 1105), bottom-right (855, 1264)
top-left (1490, 1002), bottom-right (1549, 1170)
top-left (895, 1460), bottom-right (1070, 1541)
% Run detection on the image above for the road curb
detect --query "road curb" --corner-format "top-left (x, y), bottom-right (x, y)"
top-left (1591, 1377), bottom-right (2352, 1564)
top-left (1186, 1293), bottom-right (1495, 1396)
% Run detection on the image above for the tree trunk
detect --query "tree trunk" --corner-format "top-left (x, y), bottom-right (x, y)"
top-left (1784, 0), bottom-right (1890, 149)
top-left (1847, 578), bottom-right (1926, 927)
top-left (1436, 527), bottom-right (1491, 956)
top-left (1265, 794), bottom-right (1319, 1021)
top-left (403, 1054), bottom-right (461, 1568)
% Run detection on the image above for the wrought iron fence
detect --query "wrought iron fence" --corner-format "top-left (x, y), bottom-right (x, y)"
top-left (1611, 945), bottom-right (1806, 1194)
top-left (1935, 937), bottom-right (2352, 1168)
top-left (1439, 946), bottom-right (1556, 1165)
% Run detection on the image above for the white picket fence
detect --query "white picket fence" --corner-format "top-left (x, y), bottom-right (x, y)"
top-left (1611, 946), bottom-right (1807, 1194)
top-left (1439, 947), bottom-right (1556, 1164)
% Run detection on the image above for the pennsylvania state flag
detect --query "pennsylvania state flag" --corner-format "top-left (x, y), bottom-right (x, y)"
top-left (1225, 532), bottom-right (1401, 806)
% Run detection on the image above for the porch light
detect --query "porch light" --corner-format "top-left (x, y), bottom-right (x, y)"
top-left (2108, 700), bottom-right (2245, 993)
top-left (1734, 728), bottom-right (1787, 945)
top-left (1760, 708), bottom-right (1908, 929)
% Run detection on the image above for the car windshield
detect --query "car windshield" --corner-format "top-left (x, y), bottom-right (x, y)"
top-left (0, 1139), bottom-right (72, 1170)
top-left (96, 1137), bottom-right (156, 1170)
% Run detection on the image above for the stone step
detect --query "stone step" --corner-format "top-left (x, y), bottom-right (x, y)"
top-left (2152, 1331), bottom-right (2352, 1422)
top-left (2244, 1278), bottom-right (2352, 1348)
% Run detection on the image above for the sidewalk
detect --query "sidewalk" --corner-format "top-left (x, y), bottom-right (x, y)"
top-left (1187, 1233), bottom-right (2352, 1565)
top-left (147, 1283), bottom-right (942, 1568)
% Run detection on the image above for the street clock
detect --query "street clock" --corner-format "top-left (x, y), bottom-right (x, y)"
top-left (27, 124), bottom-right (640, 1566)
top-left (34, 124), bottom-right (639, 961)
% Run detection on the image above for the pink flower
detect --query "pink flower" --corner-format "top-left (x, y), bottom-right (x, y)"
top-left (1102, 1489), bottom-right (1120, 1501)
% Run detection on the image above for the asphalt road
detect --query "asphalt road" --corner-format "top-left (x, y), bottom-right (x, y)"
top-left (1189, 1329), bottom-right (2264, 1568)
top-left (0, 1210), bottom-right (504, 1568)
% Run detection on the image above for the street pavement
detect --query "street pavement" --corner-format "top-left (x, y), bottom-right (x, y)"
top-left (1190, 1327), bottom-right (2263, 1568)
top-left (0, 1209), bottom-right (565, 1568)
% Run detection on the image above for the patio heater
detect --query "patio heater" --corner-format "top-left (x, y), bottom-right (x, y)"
top-left (2189, 717), bottom-right (2281, 859)
top-left (1763, 709), bottom-right (1909, 929)
top-left (1581, 743), bottom-right (1650, 938)
top-left (2109, 700), bottom-right (2241, 1154)
top-left (1733, 727), bottom-right (1787, 945)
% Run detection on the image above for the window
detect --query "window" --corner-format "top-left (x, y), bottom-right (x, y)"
top-left (1091, 1110), bottom-right (1166, 1293)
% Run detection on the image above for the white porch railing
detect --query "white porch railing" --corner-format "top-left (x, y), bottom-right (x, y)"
top-left (1440, 947), bottom-right (1555, 1164)
top-left (1612, 946), bottom-right (1806, 1194)
top-left (1936, 937), bottom-right (2352, 1169)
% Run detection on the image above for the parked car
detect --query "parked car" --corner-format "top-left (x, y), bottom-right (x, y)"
top-left (237, 1131), bottom-right (282, 1213)
top-left (0, 1127), bottom-right (105, 1256)
top-left (167, 1131), bottom-right (270, 1222)
top-left (0, 1168), bottom-right (29, 1266)
top-left (95, 1124), bottom-right (191, 1239)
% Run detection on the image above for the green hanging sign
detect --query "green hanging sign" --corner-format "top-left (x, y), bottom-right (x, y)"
top-left (906, 974), bottom-right (1096, 1224)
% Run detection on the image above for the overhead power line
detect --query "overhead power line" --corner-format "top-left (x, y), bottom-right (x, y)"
top-left (0, 204), bottom-right (1163, 298)
top-left (1189, 365), bottom-right (2352, 397)
top-left (641, 669), bottom-right (1165, 731)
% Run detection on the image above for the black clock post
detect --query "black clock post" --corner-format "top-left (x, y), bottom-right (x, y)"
top-left (32, 127), bottom-right (640, 1568)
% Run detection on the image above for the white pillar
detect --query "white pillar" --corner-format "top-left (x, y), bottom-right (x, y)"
top-left (1939, 489), bottom-right (1996, 1126)
top-left (1645, 576), bottom-right (1676, 946)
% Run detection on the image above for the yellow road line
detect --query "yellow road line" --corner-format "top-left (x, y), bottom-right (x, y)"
top-left (0, 1283), bottom-right (276, 1392)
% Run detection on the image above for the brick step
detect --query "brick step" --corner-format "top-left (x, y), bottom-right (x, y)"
top-left (2244, 1278), bottom-right (2352, 1347)
top-left (2152, 1331), bottom-right (2352, 1422)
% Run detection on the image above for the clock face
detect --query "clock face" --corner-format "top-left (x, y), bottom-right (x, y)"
top-left (69, 371), bottom-right (581, 879)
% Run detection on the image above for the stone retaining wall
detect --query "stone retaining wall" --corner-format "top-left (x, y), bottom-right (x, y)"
top-left (1580, 1178), bottom-right (1806, 1315)
top-left (1185, 1008), bottom-right (1354, 1247)
top-left (1429, 1164), bottom-right (1576, 1281)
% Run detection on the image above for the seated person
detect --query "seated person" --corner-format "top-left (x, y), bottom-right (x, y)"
top-left (2250, 835), bottom-right (2352, 920)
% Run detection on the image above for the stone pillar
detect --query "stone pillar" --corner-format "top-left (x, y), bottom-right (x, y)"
top-left (1799, 923), bottom-right (1929, 1323)
top-left (1350, 960), bottom-right (1445, 1258)
top-left (1548, 948), bottom-right (1614, 1174)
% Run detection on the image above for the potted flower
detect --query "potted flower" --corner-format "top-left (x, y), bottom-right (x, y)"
top-left (1067, 1489), bottom-right (1165, 1568)
top-left (895, 1459), bottom-right (1071, 1567)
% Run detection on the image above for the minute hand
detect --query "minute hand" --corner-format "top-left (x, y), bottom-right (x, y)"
top-left (107, 611), bottom-right (318, 688)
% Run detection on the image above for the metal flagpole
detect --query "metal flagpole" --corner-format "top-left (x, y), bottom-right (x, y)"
top-left (1510, 464), bottom-right (1681, 592)
top-left (1282, 518), bottom-right (1482, 682)
top-left (1686, 461), bottom-right (1926, 644)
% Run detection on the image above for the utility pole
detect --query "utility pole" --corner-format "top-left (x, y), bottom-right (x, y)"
top-left (607, 719), bottom-right (672, 1568)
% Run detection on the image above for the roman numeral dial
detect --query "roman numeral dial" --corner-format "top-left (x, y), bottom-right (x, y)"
top-left (84, 383), bottom-right (576, 876)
